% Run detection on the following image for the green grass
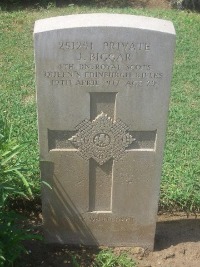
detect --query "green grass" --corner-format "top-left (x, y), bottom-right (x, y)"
top-left (94, 249), bottom-right (136, 267)
top-left (0, 5), bottom-right (200, 212)
top-left (64, 248), bottom-right (136, 267)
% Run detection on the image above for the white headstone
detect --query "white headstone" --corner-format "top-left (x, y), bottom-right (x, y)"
top-left (34, 14), bottom-right (175, 250)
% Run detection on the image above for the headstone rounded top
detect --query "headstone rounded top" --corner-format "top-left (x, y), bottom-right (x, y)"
top-left (34, 13), bottom-right (175, 35)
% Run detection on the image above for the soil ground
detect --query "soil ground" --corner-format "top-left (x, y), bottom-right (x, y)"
top-left (19, 211), bottom-right (200, 267)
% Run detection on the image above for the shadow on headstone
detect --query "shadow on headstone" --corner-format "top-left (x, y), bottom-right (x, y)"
top-left (41, 161), bottom-right (98, 245)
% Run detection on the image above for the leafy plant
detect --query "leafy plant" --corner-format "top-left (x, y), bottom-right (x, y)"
top-left (0, 113), bottom-right (33, 206)
top-left (0, 210), bottom-right (42, 267)
top-left (70, 254), bottom-right (80, 267)
top-left (94, 249), bottom-right (136, 267)
top-left (0, 114), bottom-right (42, 267)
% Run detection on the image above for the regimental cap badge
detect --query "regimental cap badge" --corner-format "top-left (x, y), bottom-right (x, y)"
top-left (69, 112), bottom-right (135, 165)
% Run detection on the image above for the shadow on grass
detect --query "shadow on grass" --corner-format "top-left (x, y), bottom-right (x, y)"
top-left (0, 0), bottom-right (157, 11)
top-left (155, 218), bottom-right (200, 250)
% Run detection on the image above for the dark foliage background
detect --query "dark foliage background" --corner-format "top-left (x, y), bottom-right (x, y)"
top-left (1, 0), bottom-right (200, 11)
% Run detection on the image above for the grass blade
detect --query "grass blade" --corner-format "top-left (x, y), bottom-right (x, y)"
top-left (14, 169), bottom-right (33, 198)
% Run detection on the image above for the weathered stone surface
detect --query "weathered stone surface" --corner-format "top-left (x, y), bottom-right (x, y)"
top-left (34, 14), bottom-right (175, 249)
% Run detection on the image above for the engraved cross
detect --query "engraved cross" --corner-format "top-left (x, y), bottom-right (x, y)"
top-left (48, 92), bottom-right (156, 212)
